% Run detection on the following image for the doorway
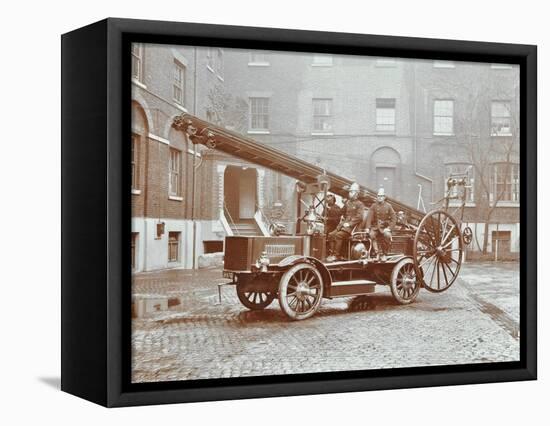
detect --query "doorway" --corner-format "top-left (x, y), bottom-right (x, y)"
top-left (376, 167), bottom-right (395, 198)
top-left (224, 166), bottom-right (257, 220)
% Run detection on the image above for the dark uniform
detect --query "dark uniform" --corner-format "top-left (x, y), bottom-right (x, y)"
top-left (324, 203), bottom-right (343, 235)
top-left (366, 201), bottom-right (396, 255)
top-left (327, 198), bottom-right (365, 258)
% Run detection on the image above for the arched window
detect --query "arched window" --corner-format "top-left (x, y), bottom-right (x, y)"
top-left (131, 102), bottom-right (149, 193)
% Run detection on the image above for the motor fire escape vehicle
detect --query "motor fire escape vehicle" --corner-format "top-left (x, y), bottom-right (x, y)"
top-left (172, 114), bottom-right (473, 320)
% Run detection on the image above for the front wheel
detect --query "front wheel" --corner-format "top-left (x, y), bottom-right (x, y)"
top-left (278, 263), bottom-right (323, 320)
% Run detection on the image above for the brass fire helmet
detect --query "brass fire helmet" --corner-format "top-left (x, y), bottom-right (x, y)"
top-left (351, 241), bottom-right (370, 260)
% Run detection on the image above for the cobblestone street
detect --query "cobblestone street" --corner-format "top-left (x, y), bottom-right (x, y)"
top-left (131, 262), bottom-right (519, 383)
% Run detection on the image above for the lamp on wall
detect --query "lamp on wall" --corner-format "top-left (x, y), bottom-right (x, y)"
top-left (156, 221), bottom-right (165, 239)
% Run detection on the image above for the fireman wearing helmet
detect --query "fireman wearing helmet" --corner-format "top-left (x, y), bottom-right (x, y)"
top-left (327, 182), bottom-right (365, 262)
top-left (366, 187), bottom-right (396, 262)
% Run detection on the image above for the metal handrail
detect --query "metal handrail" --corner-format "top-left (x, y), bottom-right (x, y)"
top-left (223, 200), bottom-right (239, 235)
top-left (255, 203), bottom-right (274, 228)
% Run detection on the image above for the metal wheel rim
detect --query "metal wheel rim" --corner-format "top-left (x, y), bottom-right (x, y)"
top-left (279, 264), bottom-right (323, 320)
top-left (395, 261), bottom-right (420, 300)
top-left (413, 209), bottom-right (463, 293)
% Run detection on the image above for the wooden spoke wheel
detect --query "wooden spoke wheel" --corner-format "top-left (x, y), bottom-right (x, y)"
top-left (463, 226), bottom-right (473, 245)
top-left (413, 209), bottom-right (463, 293)
top-left (278, 263), bottom-right (323, 320)
top-left (236, 284), bottom-right (276, 311)
top-left (390, 257), bottom-right (421, 304)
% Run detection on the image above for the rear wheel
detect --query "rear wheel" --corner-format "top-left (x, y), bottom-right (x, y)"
top-left (236, 284), bottom-right (276, 311)
top-left (278, 263), bottom-right (323, 320)
top-left (390, 258), bottom-right (421, 304)
top-left (413, 209), bottom-right (463, 293)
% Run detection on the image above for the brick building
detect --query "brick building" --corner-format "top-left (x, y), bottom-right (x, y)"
top-left (131, 44), bottom-right (227, 271)
top-left (222, 51), bottom-right (520, 260)
top-left (131, 45), bottom-right (520, 272)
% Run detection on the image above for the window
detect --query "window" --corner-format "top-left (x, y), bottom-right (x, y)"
top-left (491, 101), bottom-right (512, 136)
top-left (490, 163), bottom-right (519, 203)
top-left (216, 48), bottom-right (224, 78)
top-left (173, 60), bottom-right (185, 105)
top-left (249, 97), bottom-right (270, 131)
top-left (168, 232), bottom-right (181, 262)
top-left (433, 100), bottom-right (454, 135)
top-left (375, 58), bottom-right (396, 67)
top-left (376, 98), bottom-right (396, 132)
top-left (131, 43), bottom-right (143, 81)
top-left (445, 163), bottom-right (475, 204)
top-left (131, 232), bottom-right (138, 270)
top-left (312, 54), bottom-right (333, 66)
top-left (433, 60), bottom-right (455, 68)
top-left (312, 99), bottom-right (333, 133)
top-left (249, 51), bottom-right (269, 65)
top-left (131, 134), bottom-right (139, 190)
top-left (169, 149), bottom-right (182, 197)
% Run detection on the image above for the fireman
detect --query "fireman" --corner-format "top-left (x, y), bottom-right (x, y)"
top-left (324, 193), bottom-right (342, 235)
top-left (327, 182), bottom-right (365, 262)
top-left (366, 188), bottom-right (396, 262)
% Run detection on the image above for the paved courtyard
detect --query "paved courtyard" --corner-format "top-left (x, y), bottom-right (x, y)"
top-left (131, 262), bottom-right (520, 383)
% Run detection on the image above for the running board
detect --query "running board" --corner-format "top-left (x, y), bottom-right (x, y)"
top-left (327, 280), bottom-right (376, 298)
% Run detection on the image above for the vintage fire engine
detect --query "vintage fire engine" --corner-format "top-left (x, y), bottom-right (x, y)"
top-left (173, 114), bottom-right (473, 320)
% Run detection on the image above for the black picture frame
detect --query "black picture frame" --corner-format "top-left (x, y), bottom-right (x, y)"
top-left (61, 18), bottom-right (537, 407)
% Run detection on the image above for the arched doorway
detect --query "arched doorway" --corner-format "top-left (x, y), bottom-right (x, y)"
top-left (371, 147), bottom-right (401, 199)
top-left (224, 166), bottom-right (257, 221)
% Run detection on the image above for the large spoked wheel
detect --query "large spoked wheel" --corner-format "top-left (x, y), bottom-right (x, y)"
top-left (413, 209), bottom-right (463, 293)
top-left (278, 263), bottom-right (323, 320)
top-left (236, 284), bottom-right (276, 311)
top-left (390, 258), bottom-right (421, 304)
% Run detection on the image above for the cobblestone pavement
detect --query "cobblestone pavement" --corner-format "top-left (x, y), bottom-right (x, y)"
top-left (131, 262), bottom-right (519, 383)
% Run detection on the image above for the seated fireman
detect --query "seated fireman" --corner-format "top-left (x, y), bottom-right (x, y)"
top-left (327, 182), bottom-right (365, 262)
top-left (366, 188), bottom-right (396, 262)
top-left (324, 193), bottom-right (342, 235)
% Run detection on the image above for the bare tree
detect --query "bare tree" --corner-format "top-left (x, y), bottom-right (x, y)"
top-left (207, 85), bottom-right (248, 132)
top-left (424, 64), bottom-right (519, 255)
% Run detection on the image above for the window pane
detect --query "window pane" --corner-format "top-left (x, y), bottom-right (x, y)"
top-left (492, 102), bottom-right (510, 117)
top-left (376, 99), bottom-right (396, 132)
top-left (250, 52), bottom-right (268, 63)
top-left (169, 149), bottom-right (182, 196)
top-left (250, 98), bottom-right (269, 130)
top-left (168, 232), bottom-right (180, 262)
top-left (434, 100), bottom-right (453, 116)
top-left (434, 117), bottom-right (453, 134)
top-left (131, 135), bottom-right (138, 189)
top-left (491, 163), bottom-right (519, 202)
top-left (313, 99), bottom-right (332, 132)
top-left (173, 61), bottom-right (185, 104)
top-left (491, 101), bottom-right (512, 135)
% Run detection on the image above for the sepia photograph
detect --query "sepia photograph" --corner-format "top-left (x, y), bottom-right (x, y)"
top-left (130, 43), bottom-right (520, 383)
